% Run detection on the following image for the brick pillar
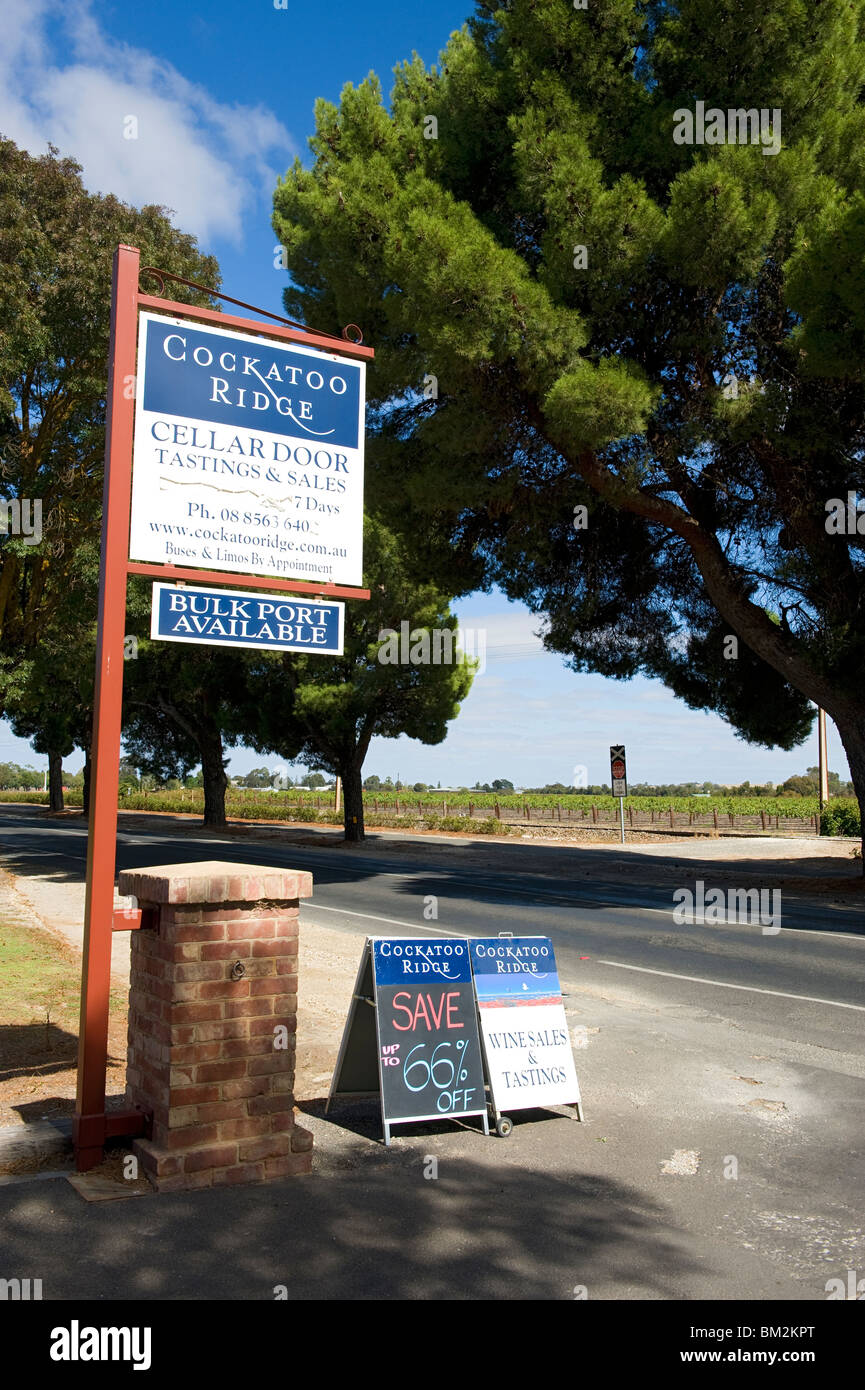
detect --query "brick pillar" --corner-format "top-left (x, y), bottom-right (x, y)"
top-left (117, 860), bottom-right (313, 1191)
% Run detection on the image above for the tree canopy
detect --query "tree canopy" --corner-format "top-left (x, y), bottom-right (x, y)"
top-left (0, 138), bottom-right (220, 802)
top-left (0, 138), bottom-right (479, 836)
top-left (273, 0), bottom-right (865, 859)
top-left (234, 515), bottom-right (476, 838)
top-left (0, 138), bottom-right (219, 643)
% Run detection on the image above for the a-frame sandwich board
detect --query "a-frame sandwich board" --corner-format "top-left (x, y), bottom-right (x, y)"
top-left (326, 939), bottom-right (380, 1112)
top-left (328, 936), bottom-right (489, 1146)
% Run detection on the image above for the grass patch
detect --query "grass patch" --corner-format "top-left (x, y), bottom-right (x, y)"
top-left (0, 917), bottom-right (83, 1031)
top-left (0, 917), bottom-right (125, 1120)
top-left (422, 814), bottom-right (513, 835)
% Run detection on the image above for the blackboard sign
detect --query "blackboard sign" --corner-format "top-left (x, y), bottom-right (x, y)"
top-left (328, 937), bottom-right (489, 1145)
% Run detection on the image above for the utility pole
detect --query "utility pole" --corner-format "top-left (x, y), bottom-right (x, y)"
top-left (334, 776), bottom-right (341, 813)
top-left (818, 707), bottom-right (830, 806)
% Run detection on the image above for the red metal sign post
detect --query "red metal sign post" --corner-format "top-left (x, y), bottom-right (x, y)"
top-left (74, 245), bottom-right (143, 1171)
top-left (74, 244), bottom-right (373, 1170)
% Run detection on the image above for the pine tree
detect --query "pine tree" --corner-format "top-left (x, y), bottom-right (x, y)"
top-left (273, 0), bottom-right (865, 866)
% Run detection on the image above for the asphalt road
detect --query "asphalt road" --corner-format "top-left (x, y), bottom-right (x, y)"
top-left (1, 805), bottom-right (863, 1302)
top-left (1, 805), bottom-right (863, 1049)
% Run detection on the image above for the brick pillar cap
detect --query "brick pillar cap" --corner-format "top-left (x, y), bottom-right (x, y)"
top-left (117, 861), bottom-right (312, 905)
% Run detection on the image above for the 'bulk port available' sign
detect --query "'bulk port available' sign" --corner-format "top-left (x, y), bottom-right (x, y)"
top-left (150, 583), bottom-right (344, 655)
top-left (129, 313), bottom-right (366, 587)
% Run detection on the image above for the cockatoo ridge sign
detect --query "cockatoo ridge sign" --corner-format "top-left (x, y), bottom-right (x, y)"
top-left (129, 312), bottom-right (366, 587)
top-left (75, 244), bottom-right (372, 1176)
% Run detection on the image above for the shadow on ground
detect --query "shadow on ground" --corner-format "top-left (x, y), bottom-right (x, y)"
top-left (0, 1154), bottom-right (711, 1300)
top-left (0, 1023), bottom-right (79, 1084)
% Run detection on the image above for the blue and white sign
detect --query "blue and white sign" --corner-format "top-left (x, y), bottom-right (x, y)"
top-left (372, 938), bottom-right (472, 986)
top-left (150, 583), bottom-right (344, 655)
top-left (470, 937), bottom-right (582, 1114)
top-left (129, 313), bottom-right (366, 586)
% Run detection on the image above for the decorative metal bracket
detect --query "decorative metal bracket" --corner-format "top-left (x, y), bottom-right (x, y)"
top-left (139, 266), bottom-right (363, 345)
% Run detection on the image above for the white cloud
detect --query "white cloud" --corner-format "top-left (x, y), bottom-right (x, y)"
top-left (365, 598), bottom-right (853, 787)
top-left (454, 605), bottom-right (549, 663)
top-left (0, 0), bottom-right (295, 246)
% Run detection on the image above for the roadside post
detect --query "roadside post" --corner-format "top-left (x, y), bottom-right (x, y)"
top-left (74, 244), bottom-right (373, 1173)
top-left (610, 744), bottom-right (627, 844)
top-left (119, 861), bottom-right (314, 1190)
top-left (818, 707), bottom-right (829, 807)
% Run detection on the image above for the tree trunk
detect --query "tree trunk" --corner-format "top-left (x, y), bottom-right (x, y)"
top-left (199, 725), bottom-right (228, 828)
top-left (833, 709), bottom-right (865, 874)
top-left (48, 749), bottom-right (64, 812)
top-left (82, 749), bottom-right (91, 818)
top-left (342, 762), bottom-right (365, 842)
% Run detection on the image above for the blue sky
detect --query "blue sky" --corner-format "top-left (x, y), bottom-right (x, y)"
top-left (0, 0), bottom-right (850, 787)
